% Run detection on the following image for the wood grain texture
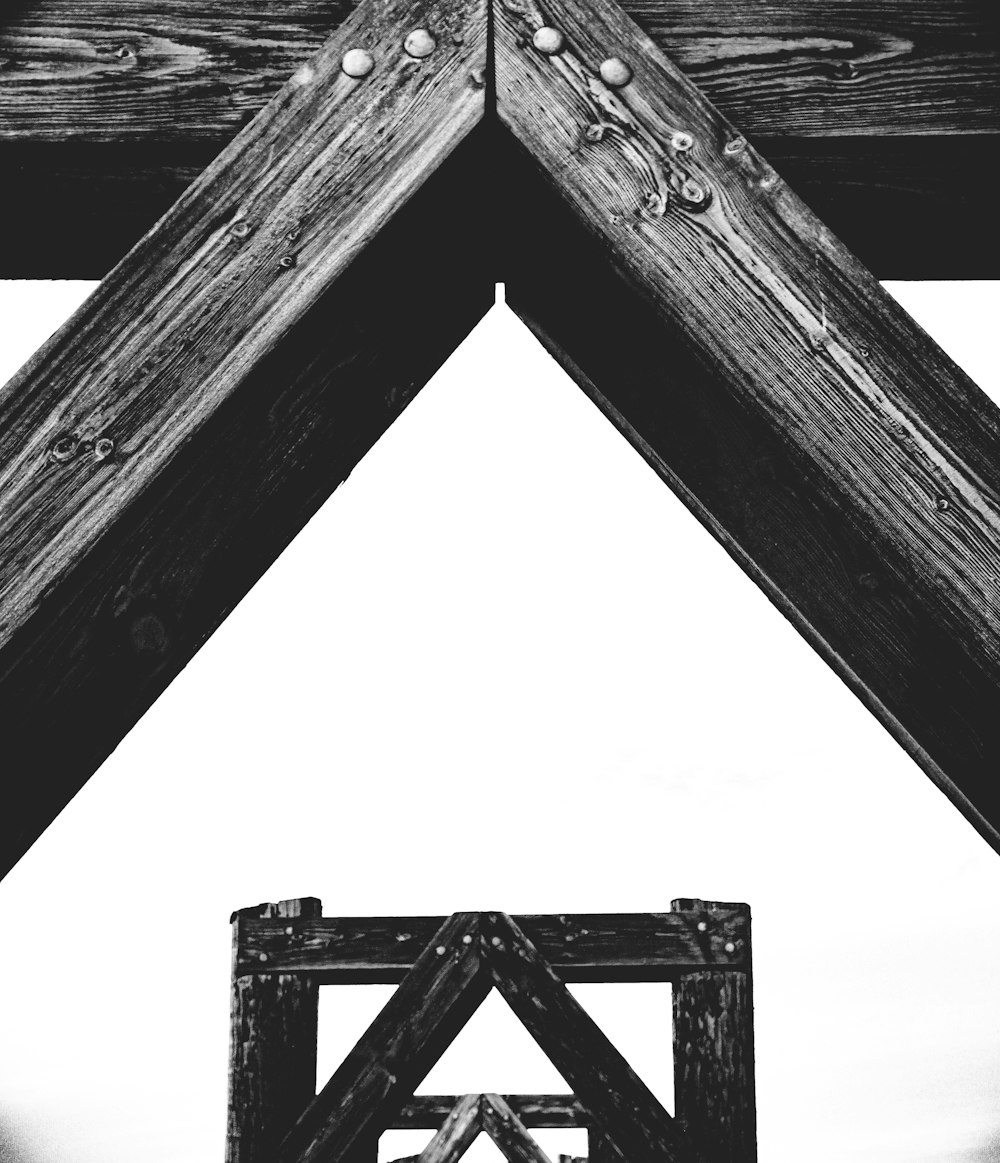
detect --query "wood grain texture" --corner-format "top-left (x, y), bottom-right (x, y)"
top-left (495, 0), bottom-right (1000, 849)
top-left (0, 0), bottom-right (489, 879)
top-left (2, 2), bottom-right (994, 277)
top-left (670, 901), bottom-right (756, 1163)
top-left (278, 913), bottom-right (490, 1163)
top-left (395, 1096), bottom-right (587, 1129)
top-left (228, 898), bottom-right (323, 1163)
top-left (482, 914), bottom-right (696, 1163)
top-left (416, 1094), bottom-right (483, 1163)
top-left (234, 910), bottom-right (749, 981)
top-left (480, 1095), bottom-right (556, 1163)
top-left (0, 126), bottom-right (492, 882)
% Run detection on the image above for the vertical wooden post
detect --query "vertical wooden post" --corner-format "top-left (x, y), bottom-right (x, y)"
top-left (227, 897), bottom-right (323, 1163)
top-left (670, 899), bottom-right (756, 1163)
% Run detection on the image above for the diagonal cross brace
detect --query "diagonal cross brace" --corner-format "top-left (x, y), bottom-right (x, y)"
top-left (2, 0), bottom-right (1000, 882)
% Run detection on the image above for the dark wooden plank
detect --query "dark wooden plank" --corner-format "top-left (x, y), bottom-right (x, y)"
top-left (0, 0), bottom-right (489, 880)
top-left (671, 901), bottom-right (756, 1163)
top-left (1, 2), bottom-right (995, 277)
top-left (416, 1094), bottom-right (483, 1163)
top-left (394, 1096), bottom-right (586, 1129)
top-left (278, 913), bottom-right (490, 1163)
top-left (482, 914), bottom-right (694, 1163)
top-left (228, 897), bottom-right (323, 1163)
top-left (234, 911), bottom-right (749, 981)
top-left (480, 1095), bottom-right (555, 1163)
top-left (495, 0), bottom-right (1000, 851)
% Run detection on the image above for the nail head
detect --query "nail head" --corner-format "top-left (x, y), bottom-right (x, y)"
top-left (599, 57), bottom-right (632, 87)
top-left (724, 941), bottom-right (736, 954)
top-left (435, 945), bottom-right (447, 956)
top-left (671, 131), bottom-right (693, 151)
top-left (342, 48), bottom-right (374, 78)
top-left (533, 26), bottom-right (566, 54)
top-left (404, 29), bottom-right (436, 58)
top-left (94, 437), bottom-right (115, 461)
top-left (50, 436), bottom-right (78, 463)
top-left (697, 920), bottom-right (708, 932)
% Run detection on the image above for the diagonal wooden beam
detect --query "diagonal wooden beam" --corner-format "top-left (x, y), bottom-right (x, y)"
top-left (495, 0), bottom-right (1000, 849)
top-left (416, 1094), bottom-right (484, 1163)
top-left (278, 913), bottom-right (491, 1163)
top-left (480, 1094), bottom-right (556, 1163)
top-left (395, 1095), bottom-right (587, 1129)
top-left (0, 0), bottom-right (489, 880)
top-left (481, 913), bottom-right (696, 1163)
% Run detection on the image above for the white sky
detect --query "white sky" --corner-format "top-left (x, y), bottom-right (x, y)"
top-left (0, 281), bottom-right (999, 1163)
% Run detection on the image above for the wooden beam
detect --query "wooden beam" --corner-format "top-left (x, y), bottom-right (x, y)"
top-left (228, 897), bottom-right (323, 1163)
top-left (278, 913), bottom-right (491, 1163)
top-left (0, 0), bottom-right (489, 880)
top-left (416, 1094), bottom-right (483, 1163)
top-left (482, 913), bottom-right (694, 1163)
top-left (671, 900), bottom-right (756, 1163)
top-left (393, 1096), bottom-right (587, 1129)
top-left (233, 910), bottom-right (749, 981)
top-left (2, 2), bottom-right (994, 277)
top-left (480, 1094), bottom-right (556, 1163)
top-left (495, 0), bottom-right (1000, 849)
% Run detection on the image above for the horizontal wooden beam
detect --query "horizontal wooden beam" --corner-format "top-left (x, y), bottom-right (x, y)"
top-left (392, 1096), bottom-right (587, 1129)
top-left (1, 1), bottom-right (996, 276)
top-left (0, 0), bottom-right (489, 881)
top-left (234, 909), bottom-right (749, 981)
top-left (496, 0), bottom-right (1000, 850)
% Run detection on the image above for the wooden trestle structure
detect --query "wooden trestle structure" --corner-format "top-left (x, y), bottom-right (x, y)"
top-left (227, 902), bottom-right (755, 1163)
top-left (1, 0), bottom-right (999, 877)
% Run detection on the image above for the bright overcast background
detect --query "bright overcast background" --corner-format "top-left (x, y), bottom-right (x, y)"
top-left (0, 280), bottom-right (998, 1163)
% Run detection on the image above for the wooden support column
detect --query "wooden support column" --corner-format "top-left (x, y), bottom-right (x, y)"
top-left (228, 897), bottom-right (323, 1163)
top-left (670, 900), bottom-right (755, 1163)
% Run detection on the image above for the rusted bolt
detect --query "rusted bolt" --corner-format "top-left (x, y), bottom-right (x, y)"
top-left (342, 48), bottom-right (375, 78)
top-left (114, 44), bottom-right (135, 60)
top-left (724, 135), bottom-right (747, 155)
top-left (277, 253), bottom-right (297, 271)
top-left (462, 934), bottom-right (473, 944)
top-left (404, 29), bottom-right (437, 58)
top-left (286, 223), bottom-right (303, 243)
top-left (671, 131), bottom-right (693, 152)
top-left (724, 941), bottom-right (736, 954)
top-left (491, 936), bottom-right (502, 947)
top-left (230, 220), bottom-right (252, 239)
top-left (533, 26), bottom-right (566, 54)
top-left (697, 920), bottom-right (708, 932)
top-left (599, 57), bottom-right (632, 87)
top-left (435, 945), bottom-right (447, 956)
top-left (50, 435), bottom-right (78, 464)
top-left (285, 925), bottom-right (294, 936)
top-left (258, 952), bottom-right (268, 963)
top-left (935, 495), bottom-right (950, 512)
top-left (94, 437), bottom-right (115, 462)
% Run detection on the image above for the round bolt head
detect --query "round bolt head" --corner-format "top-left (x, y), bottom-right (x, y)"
top-left (259, 952), bottom-right (268, 962)
top-left (599, 57), bottom-right (632, 87)
top-left (404, 28), bottom-right (437, 58)
top-left (532, 26), bottom-right (566, 54)
top-left (285, 925), bottom-right (294, 936)
top-left (94, 437), bottom-right (115, 461)
top-left (50, 436), bottom-right (78, 463)
top-left (724, 941), bottom-right (736, 954)
top-left (435, 944), bottom-right (447, 956)
top-left (724, 135), bottom-right (747, 155)
top-left (697, 920), bottom-right (708, 932)
top-left (342, 48), bottom-right (374, 78)
top-left (462, 934), bottom-right (473, 944)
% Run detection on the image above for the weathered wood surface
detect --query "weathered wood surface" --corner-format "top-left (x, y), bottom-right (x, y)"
top-left (480, 1095), bottom-right (556, 1163)
top-left (671, 901), bottom-right (756, 1163)
top-left (1, 1), bottom-right (995, 276)
top-left (495, 0), bottom-right (1000, 850)
top-left (234, 910), bottom-right (749, 980)
top-left (0, 0), bottom-right (489, 880)
top-left (228, 898), bottom-right (322, 1163)
top-left (395, 1095), bottom-right (587, 1129)
top-left (417, 1094), bottom-right (483, 1163)
top-left (278, 913), bottom-right (490, 1163)
top-left (482, 914), bottom-right (695, 1163)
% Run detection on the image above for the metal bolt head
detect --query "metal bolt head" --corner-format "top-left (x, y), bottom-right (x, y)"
top-left (599, 57), bottom-right (632, 87)
top-left (230, 220), bottom-right (252, 239)
top-left (697, 920), bottom-right (708, 932)
top-left (94, 437), bottom-right (115, 461)
top-left (671, 131), bottom-right (693, 152)
top-left (724, 941), bottom-right (736, 954)
top-left (342, 48), bottom-right (374, 78)
top-left (533, 26), bottom-right (566, 54)
top-left (277, 253), bottom-right (297, 270)
top-left (50, 436), bottom-right (78, 463)
top-left (491, 936), bottom-right (502, 947)
top-left (935, 496), bottom-right (950, 512)
top-left (404, 28), bottom-right (437, 58)
top-left (724, 135), bottom-right (747, 155)
top-left (285, 925), bottom-right (294, 936)
top-left (435, 944), bottom-right (447, 956)
top-left (258, 952), bottom-right (269, 962)
top-left (462, 934), bottom-right (473, 944)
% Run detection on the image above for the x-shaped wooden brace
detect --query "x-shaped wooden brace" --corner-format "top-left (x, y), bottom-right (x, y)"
top-left (2, 0), bottom-right (999, 881)
top-left (268, 912), bottom-right (702, 1163)
top-left (388, 1092), bottom-right (554, 1163)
